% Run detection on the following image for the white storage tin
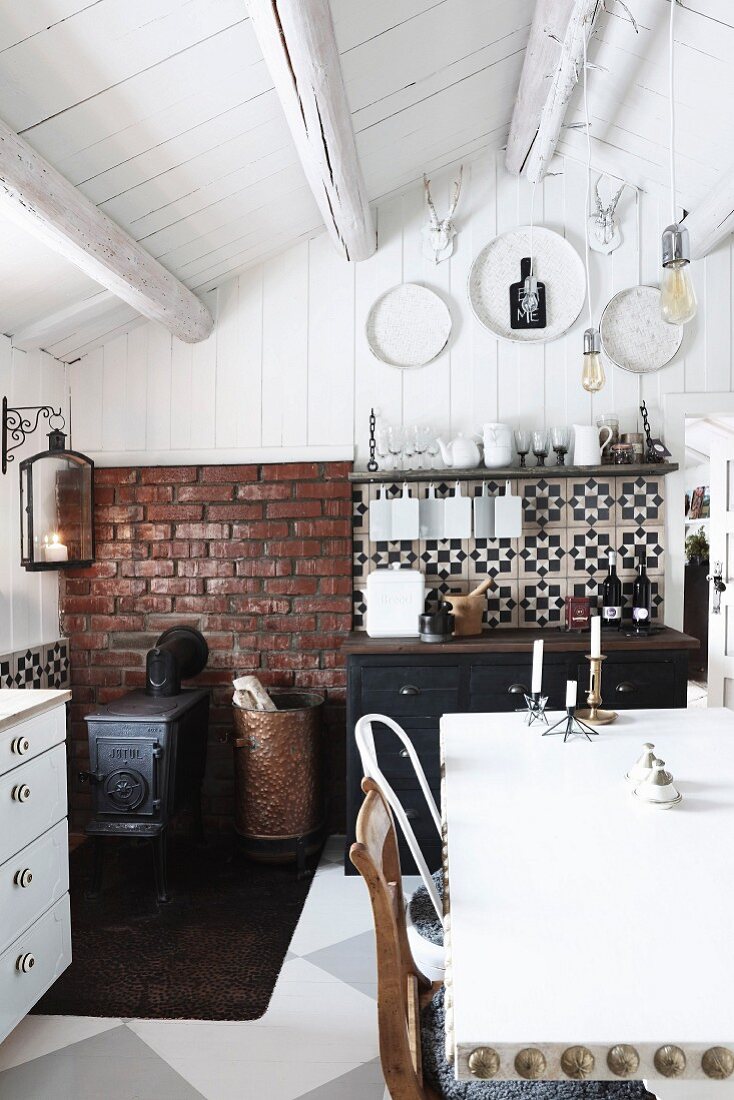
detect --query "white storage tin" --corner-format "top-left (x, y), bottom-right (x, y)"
top-left (365, 565), bottom-right (427, 638)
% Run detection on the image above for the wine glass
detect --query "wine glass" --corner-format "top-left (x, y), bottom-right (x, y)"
top-left (402, 430), bottom-right (416, 470)
top-left (412, 424), bottom-right (433, 471)
top-left (375, 426), bottom-right (390, 471)
top-left (551, 426), bottom-right (570, 466)
top-left (427, 435), bottom-right (440, 470)
top-left (387, 425), bottom-right (405, 471)
top-left (514, 430), bottom-right (531, 469)
top-left (532, 430), bottom-right (549, 467)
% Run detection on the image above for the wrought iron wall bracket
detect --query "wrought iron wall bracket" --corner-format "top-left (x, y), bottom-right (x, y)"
top-left (1, 396), bottom-right (65, 475)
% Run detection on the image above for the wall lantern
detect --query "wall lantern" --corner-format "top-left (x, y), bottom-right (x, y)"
top-left (2, 397), bottom-right (95, 571)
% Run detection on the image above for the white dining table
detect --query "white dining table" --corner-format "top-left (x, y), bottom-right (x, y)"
top-left (441, 707), bottom-right (734, 1100)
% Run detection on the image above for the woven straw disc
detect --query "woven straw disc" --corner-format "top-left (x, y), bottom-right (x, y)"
top-left (366, 283), bottom-right (452, 369)
top-left (468, 226), bottom-right (586, 343)
top-left (600, 285), bottom-right (683, 373)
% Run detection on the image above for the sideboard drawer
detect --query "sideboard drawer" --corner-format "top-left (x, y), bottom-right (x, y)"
top-left (0, 705), bottom-right (66, 780)
top-left (574, 659), bottom-right (676, 709)
top-left (372, 721), bottom-right (439, 785)
top-left (0, 820), bottom-right (69, 956)
top-left (0, 894), bottom-right (71, 1044)
top-left (398, 784), bottom-right (441, 840)
top-left (470, 664), bottom-right (566, 711)
top-left (362, 664), bottom-right (460, 717)
top-left (0, 744), bottom-right (67, 866)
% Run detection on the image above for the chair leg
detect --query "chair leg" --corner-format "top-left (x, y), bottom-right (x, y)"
top-left (152, 831), bottom-right (171, 903)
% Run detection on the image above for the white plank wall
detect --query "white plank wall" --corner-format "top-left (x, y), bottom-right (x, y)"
top-left (65, 149), bottom-right (734, 469)
top-left (0, 338), bottom-right (64, 654)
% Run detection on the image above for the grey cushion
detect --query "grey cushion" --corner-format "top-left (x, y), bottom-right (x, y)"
top-left (408, 869), bottom-right (444, 946)
top-left (421, 988), bottom-right (655, 1100)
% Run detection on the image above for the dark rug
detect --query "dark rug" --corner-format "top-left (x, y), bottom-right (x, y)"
top-left (32, 836), bottom-right (318, 1021)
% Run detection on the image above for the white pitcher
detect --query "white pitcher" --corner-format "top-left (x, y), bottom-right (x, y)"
top-left (573, 423), bottom-right (612, 466)
top-left (482, 422), bottom-right (513, 469)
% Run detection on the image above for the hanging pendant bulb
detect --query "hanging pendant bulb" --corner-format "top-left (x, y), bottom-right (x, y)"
top-left (660, 223), bottom-right (697, 324)
top-left (581, 328), bottom-right (606, 393)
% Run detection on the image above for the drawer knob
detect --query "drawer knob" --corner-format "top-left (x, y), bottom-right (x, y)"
top-left (616, 682), bottom-right (637, 694)
top-left (399, 685), bottom-right (420, 696)
top-left (508, 683), bottom-right (529, 695)
top-left (400, 748), bottom-right (409, 759)
top-left (14, 868), bottom-right (33, 888)
top-left (11, 784), bottom-right (31, 803)
top-left (11, 737), bottom-right (30, 756)
top-left (15, 952), bottom-right (35, 974)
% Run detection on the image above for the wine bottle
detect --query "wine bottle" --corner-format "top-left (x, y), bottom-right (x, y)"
top-left (631, 549), bottom-right (652, 632)
top-left (601, 549), bottom-right (622, 628)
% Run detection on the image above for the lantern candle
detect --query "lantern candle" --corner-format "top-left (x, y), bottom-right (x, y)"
top-left (531, 639), bottom-right (544, 695)
top-left (565, 680), bottom-right (578, 709)
top-left (44, 533), bottom-right (68, 563)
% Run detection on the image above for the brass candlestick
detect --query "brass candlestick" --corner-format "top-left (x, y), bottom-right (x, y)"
top-left (575, 654), bottom-right (617, 725)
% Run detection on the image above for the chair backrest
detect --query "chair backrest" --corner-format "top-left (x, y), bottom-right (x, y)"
top-left (355, 714), bottom-right (442, 922)
top-left (350, 778), bottom-right (437, 1100)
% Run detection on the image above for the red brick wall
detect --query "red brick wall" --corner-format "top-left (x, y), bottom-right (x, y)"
top-left (60, 461), bottom-right (352, 834)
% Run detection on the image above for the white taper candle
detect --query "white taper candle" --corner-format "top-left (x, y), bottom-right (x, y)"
top-left (531, 639), bottom-right (543, 695)
top-left (590, 614), bottom-right (601, 659)
top-left (566, 680), bottom-right (578, 708)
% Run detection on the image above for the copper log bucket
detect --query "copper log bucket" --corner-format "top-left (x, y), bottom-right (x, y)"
top-left (231, 690), bottom-right (325, 863)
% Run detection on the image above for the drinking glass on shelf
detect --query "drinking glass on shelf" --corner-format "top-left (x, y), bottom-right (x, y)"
top-left (551, 426), bottom-right (570, 466)
top-left (412, 424), bottom-right (434, 471)
top-left (402, 431), bottom-right (416, 470)
top-left (532, 430), bottom-right (549, 467)
top-left (514, 430), bottom-right (531, 469)
top-left (387, 425), bottom-right (405, 471)
top-left (375, 426), bottom-right (391, 471)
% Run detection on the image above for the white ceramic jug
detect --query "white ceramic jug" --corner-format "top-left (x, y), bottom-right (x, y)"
top-left (573, 423), bottom-right (612, 466)
top-left (482, 422), bottom-right (513, 469)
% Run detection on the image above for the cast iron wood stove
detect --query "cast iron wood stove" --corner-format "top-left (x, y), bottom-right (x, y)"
top-left (81, 627), bottom-right (210, 903)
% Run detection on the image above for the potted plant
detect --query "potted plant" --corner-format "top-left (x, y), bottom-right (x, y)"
top-left (685, 526), bottom-right (709, 567)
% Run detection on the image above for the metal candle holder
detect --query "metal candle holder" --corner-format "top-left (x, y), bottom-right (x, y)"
top-left (518, 692), bottom-right (549, 726)
top-left (543, 707), bottom-right (598, 743)
top-left (575, 655), bottom-right (618, 725)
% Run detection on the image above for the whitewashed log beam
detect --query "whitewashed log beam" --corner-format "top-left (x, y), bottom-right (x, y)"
top-left (245, 0), bottom-right (376, 262)
top-left (683, 158), bottom-right (734, 259)
top-left (0, 116), bottom-right (213, 344)
top-left (505, 0), bottom-right (576, 176)
top-left (10, 292), bottom-right (137, 354)
top-left (507, 0), bottom-right (602, 184)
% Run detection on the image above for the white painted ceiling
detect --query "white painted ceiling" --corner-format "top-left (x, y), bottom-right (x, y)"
top-left (0, 0), bottom-right (731, 361)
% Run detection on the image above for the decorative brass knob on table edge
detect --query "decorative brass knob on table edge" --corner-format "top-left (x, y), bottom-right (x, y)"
top-left (514, 1048), bottom-right (546, 1080)
top-left (468, 1047), bottom-right (500, 1079)
top-left (561, 1046), bottom-right (595, 1079)
top-left (703, 1047), bottom-right (734, 1080)
top-left (607, 1045), bottom-right (640, 1077)
top-left (654, 1045), bottom-right (686, 1078)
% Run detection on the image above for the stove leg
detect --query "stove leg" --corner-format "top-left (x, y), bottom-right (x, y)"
top-left (152, 832), bottom-right (171, 904)
top-left (86, 837), bottom-right (104, 899)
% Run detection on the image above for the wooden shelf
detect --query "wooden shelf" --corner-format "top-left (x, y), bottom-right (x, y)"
top-left (348, 462), bottom-right (679, 483)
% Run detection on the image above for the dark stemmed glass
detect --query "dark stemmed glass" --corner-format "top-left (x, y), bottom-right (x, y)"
top-left (532, 430), bottom-right (549, 467)
top-left (551, 426), bottom-right (570, 466)
top-left (514, 430), bottom-right (531, 469)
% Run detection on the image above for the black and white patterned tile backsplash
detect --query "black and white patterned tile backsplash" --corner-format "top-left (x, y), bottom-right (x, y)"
top-left (0, 639), bottom-right (70, 690)
top-left (352, 476), bottom-right (666, 630)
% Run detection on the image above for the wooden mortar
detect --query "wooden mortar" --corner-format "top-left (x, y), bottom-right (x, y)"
top-left (443, 578), bottom-right (495, 637)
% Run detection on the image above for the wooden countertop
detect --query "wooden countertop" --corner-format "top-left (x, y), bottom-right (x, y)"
top-left (0, 689), bottom-right (71, 733)
top-left (341, 626), bottom-right (699, 655)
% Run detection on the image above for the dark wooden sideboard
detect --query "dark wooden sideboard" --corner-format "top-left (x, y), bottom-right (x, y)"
top-left (343, 627), bottom-right (699, 873)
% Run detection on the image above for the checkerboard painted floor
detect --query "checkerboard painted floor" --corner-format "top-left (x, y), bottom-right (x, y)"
top-left (0, 837), bottom-right (401, 1100)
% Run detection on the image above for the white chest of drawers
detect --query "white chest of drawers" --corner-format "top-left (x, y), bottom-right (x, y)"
top-left (0, 689), bottom-right (72, 1045)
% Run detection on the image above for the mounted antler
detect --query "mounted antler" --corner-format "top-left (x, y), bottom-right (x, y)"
top-left (421, 165), bottom-right (464, 264)
top-left (589, 174), bottom-right (626, 254)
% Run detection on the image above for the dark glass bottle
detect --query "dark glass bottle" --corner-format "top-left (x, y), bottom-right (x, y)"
top-left (631, 550), bottom-right (652, 632)
top-left (601, 549), bottom-right (622, 628)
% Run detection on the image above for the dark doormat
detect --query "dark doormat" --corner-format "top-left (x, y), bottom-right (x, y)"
top-left (32, 835), bottom-right (319, 1021)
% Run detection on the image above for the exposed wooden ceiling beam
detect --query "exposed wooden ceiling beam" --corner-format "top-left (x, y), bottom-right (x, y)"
top-left (245, 0), bottom-right (376, 262)
top-left (10, 292), bottom-right (136, 354)
top-left (683, 159), bottom-right (734, 260)
top-left (506, 0), bottom-right (601, 183)
top-left (0, 115), bottom-right (213, 344)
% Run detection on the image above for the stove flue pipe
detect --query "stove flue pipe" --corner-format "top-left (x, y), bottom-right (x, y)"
top-left (145, 627), bottom-right (209, 697)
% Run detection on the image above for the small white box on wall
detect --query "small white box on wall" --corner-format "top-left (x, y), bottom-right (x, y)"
top-left (365, 566), bottom-right (427, 638)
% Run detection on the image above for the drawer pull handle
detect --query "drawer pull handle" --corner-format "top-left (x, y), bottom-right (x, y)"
top-left (399, 685), bottom-right (420, 696)
top-left (14, 868), bottom-right (32, 888)
top-left (11, 784), bottom-right (31, 803)
top-left (400, 749), bottom-right (409, 759)
top-left (11, 737), bottom-right (30, 756)
top-left (508, 683), bottom-right (529, 695)
top-left (16, 953), bottom-right (35, 974)
top-left (616, 682), bottom-right (638, 694)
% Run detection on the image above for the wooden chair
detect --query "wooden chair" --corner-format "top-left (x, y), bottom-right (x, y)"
top-left (350, 776), bottom-right (442, 1100)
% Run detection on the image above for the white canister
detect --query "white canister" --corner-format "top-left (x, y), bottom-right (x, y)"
top-left (365, 565), bottom-right (427, 638)
top-left (482, 422), bottom-right (513, 468)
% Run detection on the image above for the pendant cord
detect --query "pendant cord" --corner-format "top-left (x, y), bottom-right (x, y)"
top-left (529, 179), bottom-right (537, 278)
top-left (582, 27), bottom-right (593, 332)
top-left (669, 0), bottom-right (677, 224)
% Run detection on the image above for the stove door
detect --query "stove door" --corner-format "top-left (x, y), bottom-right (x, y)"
top-left (91, 735), bottom-right (160, 816)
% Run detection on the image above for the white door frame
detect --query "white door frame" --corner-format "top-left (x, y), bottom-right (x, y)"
top-left (664, 391), bottom-right (734, 631)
